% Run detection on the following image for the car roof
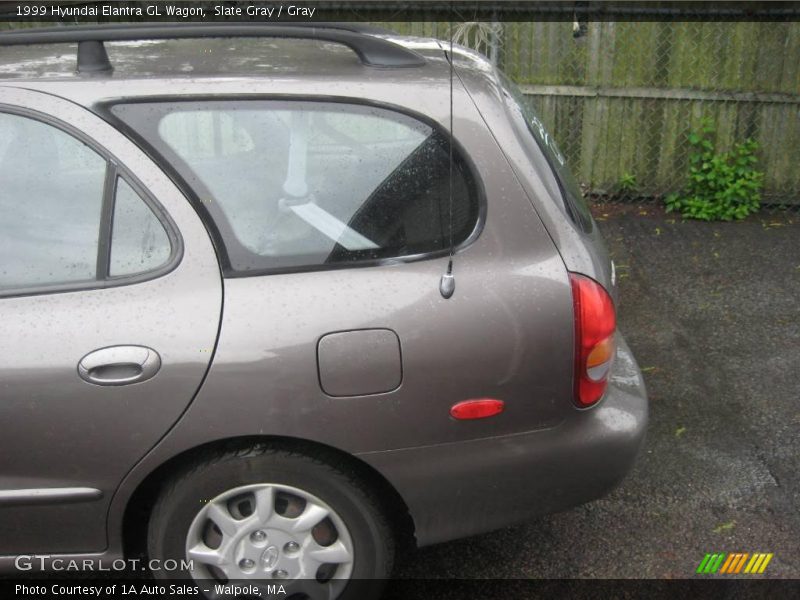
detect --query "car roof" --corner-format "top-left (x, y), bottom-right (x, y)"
top-left (0, 32), bottom-right (497, 109)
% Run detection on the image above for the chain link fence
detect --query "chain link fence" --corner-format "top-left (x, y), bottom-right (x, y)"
top-left (389, 20), bottom-right (800, 208)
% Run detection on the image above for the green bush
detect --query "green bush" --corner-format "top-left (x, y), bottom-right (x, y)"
top-left (665, 119), bottom-right (763, 221)
top-left (619, 172), bottom-right (638, 193)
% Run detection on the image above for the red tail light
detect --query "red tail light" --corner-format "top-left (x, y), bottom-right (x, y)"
top-left (569, 273), bottom-right (616, 407)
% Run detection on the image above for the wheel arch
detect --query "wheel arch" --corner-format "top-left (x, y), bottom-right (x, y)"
top-left (121, 435), bottom-right (416, 561)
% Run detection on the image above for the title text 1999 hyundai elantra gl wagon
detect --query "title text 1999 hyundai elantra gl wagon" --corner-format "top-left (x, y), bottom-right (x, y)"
top-left (0, 23), bottom-right (647, 599)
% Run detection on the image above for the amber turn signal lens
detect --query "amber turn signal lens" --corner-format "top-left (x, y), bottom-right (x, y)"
top-left (586, 335), bottom-right (615, 382)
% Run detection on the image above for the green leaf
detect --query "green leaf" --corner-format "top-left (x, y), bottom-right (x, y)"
top-left (713, 521), bottom-right (736, 533)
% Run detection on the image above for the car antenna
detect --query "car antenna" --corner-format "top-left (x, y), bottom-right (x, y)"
top-left (439, 20), bottom-right (456, 300)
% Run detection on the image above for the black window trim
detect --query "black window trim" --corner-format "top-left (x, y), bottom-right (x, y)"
top-left (0, 105), bottom-right (183, 299)
top-left (95, 162), bottom-right (117, 280)
top-left (97, 94), bottom-right (487, 279)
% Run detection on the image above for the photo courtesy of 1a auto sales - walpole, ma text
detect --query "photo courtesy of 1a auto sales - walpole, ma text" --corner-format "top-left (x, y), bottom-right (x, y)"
top-left (0, 1), bottom-right (798, 600)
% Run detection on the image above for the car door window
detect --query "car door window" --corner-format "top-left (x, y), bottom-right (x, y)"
top-left (0, 111), bottom-right (175, 294)
top-left (109, 178), bottom-right (171, 277)
top-left (0, 112), bottom-right (106, 290)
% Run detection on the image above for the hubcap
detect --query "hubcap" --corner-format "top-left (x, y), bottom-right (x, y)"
top-left (185, 483), bottom-right (354, 596)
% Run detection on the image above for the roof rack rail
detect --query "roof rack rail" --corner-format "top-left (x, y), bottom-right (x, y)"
top-left (0, 23), bottom-right (425, 73)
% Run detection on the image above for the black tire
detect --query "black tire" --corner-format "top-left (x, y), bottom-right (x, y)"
top-left (147, 445), bottom-right (394, 600)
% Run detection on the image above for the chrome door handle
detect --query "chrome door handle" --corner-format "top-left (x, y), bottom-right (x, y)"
top-left (78, 346), bottom-right (161, 386)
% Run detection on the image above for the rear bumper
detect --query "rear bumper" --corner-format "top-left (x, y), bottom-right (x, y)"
top-left (358, 334), bottom-right (648, 547)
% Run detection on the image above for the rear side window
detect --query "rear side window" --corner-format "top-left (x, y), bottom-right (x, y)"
top-left (111, 101), bottom-right (481, 274)
top-left (0, 112), bottom-right (173, 294)
top-left (497, 72), bottom-right (594, 233)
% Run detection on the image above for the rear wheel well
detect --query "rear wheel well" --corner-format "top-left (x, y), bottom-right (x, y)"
top-left (122, 436), bottom-right (416, 562)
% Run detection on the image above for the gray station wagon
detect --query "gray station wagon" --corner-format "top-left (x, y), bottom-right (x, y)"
top-left (0, 23), bottom-right (647, 599)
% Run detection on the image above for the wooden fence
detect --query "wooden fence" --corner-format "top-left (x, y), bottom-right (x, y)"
top-left (390, 21), bottom-right (800, 203)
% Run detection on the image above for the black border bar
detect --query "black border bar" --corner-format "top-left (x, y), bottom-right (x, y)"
top-left (1, 1), bottom-right (800, 23)
top-left (3, 577), bottom-right (800, 599)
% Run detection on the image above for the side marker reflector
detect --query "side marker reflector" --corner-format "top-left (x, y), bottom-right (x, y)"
top-left (450, 399), bottom-right (505, 420)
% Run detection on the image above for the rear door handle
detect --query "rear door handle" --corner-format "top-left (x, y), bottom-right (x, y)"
top-left (78, 346), bottom-right (161, 386)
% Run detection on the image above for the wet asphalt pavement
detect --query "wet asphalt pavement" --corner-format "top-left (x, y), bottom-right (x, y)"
top-left (394, 205), bottom-right (800, 582)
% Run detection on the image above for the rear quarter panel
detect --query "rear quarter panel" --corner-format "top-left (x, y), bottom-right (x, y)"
top-left (60, 70), bottom-right (580, 552)
top-left (97, 72), bottom-right (577, 456)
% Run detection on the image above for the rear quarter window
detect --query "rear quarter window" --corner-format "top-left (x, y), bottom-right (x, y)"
top-left (497, 72), bottom-right (594, 233)
top-left (111, 101), bottom-right (481, 274)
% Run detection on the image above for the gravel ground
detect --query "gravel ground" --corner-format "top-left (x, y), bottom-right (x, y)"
top-left (393, 205), bottom-right (800, 583)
